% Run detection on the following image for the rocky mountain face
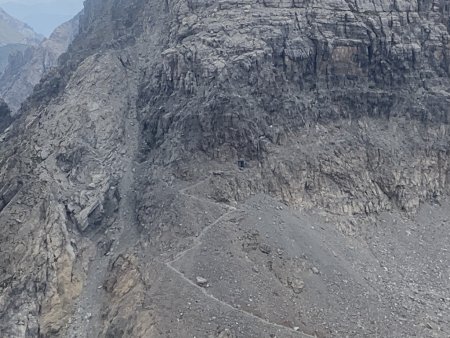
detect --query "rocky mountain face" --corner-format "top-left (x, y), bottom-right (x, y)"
top-left (0, 14), bottom-right (80, 113)
top-left (0, 0), bottom-right (450, 337)
top-left (0, 7), bottom-right (43, 74)
top-left (0, 98), bottom-right (12, 132)
top-left (0, 43), bottom-right (27, 76)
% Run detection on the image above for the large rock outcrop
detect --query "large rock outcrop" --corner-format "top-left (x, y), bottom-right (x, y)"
top-left (0, 0), bottom-right (449, 337)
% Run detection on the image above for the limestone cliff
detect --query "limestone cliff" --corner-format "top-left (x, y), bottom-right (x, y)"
top-left (0, 1), bottom-right (449, 337)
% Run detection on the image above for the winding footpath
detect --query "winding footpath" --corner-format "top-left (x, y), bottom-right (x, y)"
top-left (164, 180), bottom-right (316, 338)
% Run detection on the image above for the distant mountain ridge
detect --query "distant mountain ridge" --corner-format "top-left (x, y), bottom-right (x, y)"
top-left (0, 13), bottom-right (80, 113)
top-left (0, 0), bottom-right (84, 37)
top-left (0, 7), bottom-right (43, 46)
top-left (0, 7), bottom-right (43, 75)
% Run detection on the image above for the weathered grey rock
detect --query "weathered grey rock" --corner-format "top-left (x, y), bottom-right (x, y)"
top-left (196, 276), bottom-right (208, 287)
top-left (259, 243), bottom-right (272, 254)
top-left (0, 0), bottom-right (449, 337)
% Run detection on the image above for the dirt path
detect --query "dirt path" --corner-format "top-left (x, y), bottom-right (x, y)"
top-left (167, 207), bottom-right (236, 264)
top-left (165, 263), bottom-right (315, 338)
top-left (164, 181), bottom-right (315, 338)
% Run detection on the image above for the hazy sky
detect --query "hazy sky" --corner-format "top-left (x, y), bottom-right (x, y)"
top-left (0, 0), bottom-right (84, 37)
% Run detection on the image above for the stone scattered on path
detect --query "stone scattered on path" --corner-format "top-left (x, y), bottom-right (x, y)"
top-left (196, 276), bottom-right (208, 287)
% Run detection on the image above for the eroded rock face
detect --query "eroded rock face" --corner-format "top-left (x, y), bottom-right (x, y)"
top-left (0, 0), bottom-right (450, 337)
top-left (136, 0), bottom-right (450, 214)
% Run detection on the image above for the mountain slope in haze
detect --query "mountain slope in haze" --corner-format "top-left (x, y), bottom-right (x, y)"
top-left (0, 7), bottom-right (43, 75)
top-left (0, 43), bottom-right (27, 75)
top-left (0, 7), bottom-right (43, 46)
top-left (0, 0), bottom-right (449, 338)
top-left (0, 0), bottom-right (84, 37)
top-left (0, 13), bottom-right (80, 113)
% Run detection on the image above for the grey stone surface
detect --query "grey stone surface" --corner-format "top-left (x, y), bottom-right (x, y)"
top-left (0, 0), bottom-right (449, 337)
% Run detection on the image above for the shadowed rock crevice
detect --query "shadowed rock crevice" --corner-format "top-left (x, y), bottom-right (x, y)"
top-left (0, 98), bottom-right (13, 132)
